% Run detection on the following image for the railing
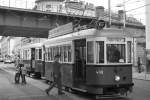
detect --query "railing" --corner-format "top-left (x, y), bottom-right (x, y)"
top-left (0, 0), bottom-right (143, 25)
top-left (0, 0), bottom-right (35, 9)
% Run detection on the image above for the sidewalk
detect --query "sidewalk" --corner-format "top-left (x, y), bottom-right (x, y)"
top-left (133, 67), bottom-right (150, 81)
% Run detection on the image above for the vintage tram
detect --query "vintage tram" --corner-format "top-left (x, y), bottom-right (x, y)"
top-left (20, 43), bottom-right (44, 78)
top-left (43, 28), bottom-right (134, 95)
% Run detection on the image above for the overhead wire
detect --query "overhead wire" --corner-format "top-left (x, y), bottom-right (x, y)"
top-left (126, 3), bottom-right (150, 12)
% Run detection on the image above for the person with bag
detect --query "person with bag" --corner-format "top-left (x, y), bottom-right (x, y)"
top-left (14, 56), bottom-right (25, 84)
top-left (15, 64), bottom-right (21, 84)
top-left (45, 54), bottom-right (64, 95)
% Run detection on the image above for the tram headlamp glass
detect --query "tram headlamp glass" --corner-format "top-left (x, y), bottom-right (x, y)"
top-left (96, 70), bottom-right (103, 75)
top-left (115, 75), bottom-right (120, 81)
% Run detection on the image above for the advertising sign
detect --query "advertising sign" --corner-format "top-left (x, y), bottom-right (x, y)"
top-left (48, 22), bottom-right (73, 38)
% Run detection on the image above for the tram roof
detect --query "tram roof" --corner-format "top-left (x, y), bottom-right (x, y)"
top-left (44, 28), bottom-right (131, 45)
top-left (21, 43), bottom-right (43, 49)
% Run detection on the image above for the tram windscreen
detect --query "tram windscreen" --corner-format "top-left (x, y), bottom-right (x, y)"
top-left (107, 44), bottom-right (125, 63)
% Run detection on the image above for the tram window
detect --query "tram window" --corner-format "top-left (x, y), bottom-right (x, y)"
top-left (56, 46), bottom-right (59, 54)
top-left (23, 50), bottom-right (28, 60)
top-left (107, 44), bottom-right (125, 63)
top-left (68, 46), bottom-right (72, 62)
top-left (28, 50), bottom-right (31, 60)
top-left (39, 49), bottom-right (42, 60)
top-left (52, 47), bottom-right (55, 61)
top-left (87, 41), bottom-right (94, 63)
top-left (45, 48), bottom-right (48, 61)
top-left (64, 46), bottom-right (67, 62)
top-left (49, 48), bottom-right (52, 61)
top-left (25, 50), bottom-right (28, 59)
top-left (127, 41), bottom-right (132, 63)
top-left (23, 50), bottom-right (25, 59)
top-left (35, 49), bottom-right (38, 60)
top-left (60, 46), bottom-right (63, 62)
top-left (48, 48), bottom-right (50, 61)
top-left (46, 48), bottom-right (49, 61)
top-left (96, 41), bottom-right (104, 63)
top-left (23, 50), bottom-right (25, 60)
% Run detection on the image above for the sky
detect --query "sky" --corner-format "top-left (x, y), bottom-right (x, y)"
top-left (86, 0), bottom-right (145, 24)
top-left (0, 0), bottom-right (146, 24)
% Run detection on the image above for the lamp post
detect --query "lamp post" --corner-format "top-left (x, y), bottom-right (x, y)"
top-left (9, 0), bottom-right (10, 7)
top-left (123, 0), bottom-right (126, 29)
top-left (108, 0), bottom-right (111, 27)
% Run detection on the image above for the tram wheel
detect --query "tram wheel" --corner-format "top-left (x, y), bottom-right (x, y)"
top-left (45, 80), bottom-right (49, 84)
top-left (65, 87), bottom-right (70, 92)
top-left (26, 71), bottom-right (30, 77)
top-left (94, 95), bottom-right (100, 100)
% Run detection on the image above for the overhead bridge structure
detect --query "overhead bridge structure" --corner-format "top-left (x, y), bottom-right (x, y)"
top-left (0, 6), bottom-right (97, 38)
top-left (0, 6), bottom-right (145, 38)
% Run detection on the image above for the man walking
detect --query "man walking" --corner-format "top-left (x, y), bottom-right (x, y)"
top-left (21, 65), bottom-right (26, 84)
top-left (137, 57), bottom-right (142, 73)
top-left (45, 54), bottom-right (64, 95)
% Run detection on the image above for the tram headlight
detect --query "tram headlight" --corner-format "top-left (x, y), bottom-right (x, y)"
top-left (115, 75), bottom-right (120, 81)
top-left (96, 70), bottom-right (103, 75)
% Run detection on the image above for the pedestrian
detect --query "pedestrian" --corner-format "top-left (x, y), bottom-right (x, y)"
top-left (14, 56), bottom-right (25, 84)
top-left (21, 64), bottom-right (26, 84)
top-left (137, 57), bottom-right (142, 73)
top-left (45, 54), bottom-right (64, 95)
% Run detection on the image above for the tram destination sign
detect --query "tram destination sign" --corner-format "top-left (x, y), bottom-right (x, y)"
top-left (48, 22), bottom-right (73, 39)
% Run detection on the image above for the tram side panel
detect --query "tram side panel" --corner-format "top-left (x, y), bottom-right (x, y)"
top-left (61, 63), bottom-right (73, 87)
top-left (34, 60), bottom-right (43, 78)
top-left (22, 59), bottom-right (32, 74)
top-left (45, 62), bottom-right (53, 82)
top-left (45, 61), bottom-right (73, 87)
top-left (86, 64), bottom-right (133, 94)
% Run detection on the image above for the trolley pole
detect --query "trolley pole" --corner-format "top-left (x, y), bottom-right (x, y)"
top-left (108, 0), bottom-right (111, 27)
top-left (123, 0), bottom-right (126, 29)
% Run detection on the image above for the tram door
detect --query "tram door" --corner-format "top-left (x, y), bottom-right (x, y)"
top-left (74, 39), bottom-right (86, 83)
top-left (31, 48), bottom-right (35, 71)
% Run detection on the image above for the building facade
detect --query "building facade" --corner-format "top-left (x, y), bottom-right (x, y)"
top-left (0, 37), bottom-right (14, 58)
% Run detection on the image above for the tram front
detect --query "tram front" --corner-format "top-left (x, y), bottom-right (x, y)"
top-left (86, 34), bottom-right (134, 95)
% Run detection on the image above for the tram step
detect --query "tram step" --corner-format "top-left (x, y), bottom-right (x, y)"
top-left (72, 87), bottom-right (87, 93)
